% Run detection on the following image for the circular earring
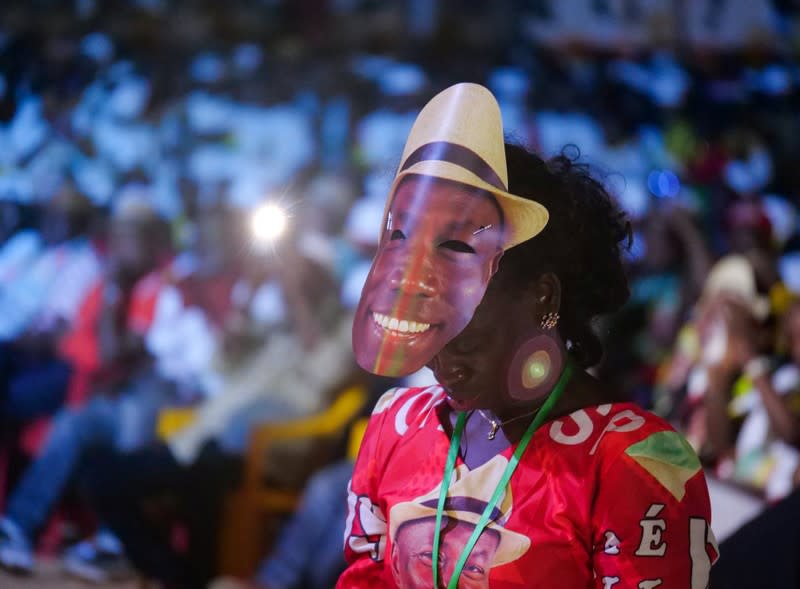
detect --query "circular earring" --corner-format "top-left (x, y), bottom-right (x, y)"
top-left (507, 328), bottom-right (565, 402)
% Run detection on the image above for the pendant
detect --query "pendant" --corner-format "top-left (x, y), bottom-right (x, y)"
top-left (488, 420), bottom-right (499, 440)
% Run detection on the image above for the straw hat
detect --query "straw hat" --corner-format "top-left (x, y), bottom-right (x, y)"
top-left (385, 83), bottom-right (549, 250)
top-left (389, 455), bottom-right (531, 567)
top-left (701, 254), bottom-right (770, 320)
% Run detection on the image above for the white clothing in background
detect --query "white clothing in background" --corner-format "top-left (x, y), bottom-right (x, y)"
top-left (0, 230), bottom-right (43, 285)
top-left (145, 285), bottom-right (220, 398)
top-left (146, 275), bottom-right (289, 400)
top-left (735, 364), bottom-right (800, 501)
top-left (0, 238), bottom-right (100, 340)
top-left (168, 316), bottom-right (354, 465)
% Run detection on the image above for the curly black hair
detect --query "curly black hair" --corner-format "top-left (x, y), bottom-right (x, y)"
top-left (498, 142), bottom-right (632, 368)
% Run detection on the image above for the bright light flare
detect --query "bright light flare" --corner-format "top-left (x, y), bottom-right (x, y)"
top-left (251, 203), bottom-right (288, 242)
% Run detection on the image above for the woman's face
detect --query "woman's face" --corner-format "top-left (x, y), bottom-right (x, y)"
top-left (427, 270), bottom-right (545, 413)
top-left (353, 176), bottom-right (504, 376)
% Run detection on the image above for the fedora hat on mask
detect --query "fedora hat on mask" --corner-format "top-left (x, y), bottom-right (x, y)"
top-left (389, 455), bottom-right (531, 567)
top-left (384, 83), bottom-right (549, 250)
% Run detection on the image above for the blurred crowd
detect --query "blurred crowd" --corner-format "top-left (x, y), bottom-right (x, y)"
top-left (1, 0), bottom-right (800, 587)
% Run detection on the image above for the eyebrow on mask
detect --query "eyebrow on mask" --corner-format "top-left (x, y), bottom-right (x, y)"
top-left (444, 219), bottom-right (477, 233)
top-left (392, 211), bottom-right (497, 240)
top-left (391, 212), bottom-right (475, 231)
top-left (444, 220), bottom-right (500, 237)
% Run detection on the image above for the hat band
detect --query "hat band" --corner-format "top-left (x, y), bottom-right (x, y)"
top-left (420, 495), bottom-right (503, 522)
top-left (400, 141), bottom-right (506, 191)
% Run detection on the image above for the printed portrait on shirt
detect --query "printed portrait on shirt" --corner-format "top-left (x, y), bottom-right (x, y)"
top-left (388, 455), bottom-right (531, 589)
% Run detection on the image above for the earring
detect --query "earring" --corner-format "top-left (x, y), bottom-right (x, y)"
top-left (507, 332), bottom-right (565, 402)
top-left (540, 312), bottom-right (560, 330)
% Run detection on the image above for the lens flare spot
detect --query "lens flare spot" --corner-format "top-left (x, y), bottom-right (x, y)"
top-left (251, 203), bottom-right (288, 242)
top-left (522, 350), bottom-right (551, 389)
top-left (529, 361), bottom-right (546, 379)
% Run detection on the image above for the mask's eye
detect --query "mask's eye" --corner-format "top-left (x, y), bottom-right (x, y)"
top-left (439, 240), bottom-right (475, 253)
top-left (390, 229), bottom-right (406, 241)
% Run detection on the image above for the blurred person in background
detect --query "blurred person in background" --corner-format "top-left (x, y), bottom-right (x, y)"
top-left (0, 187), bottom-right (100, 431)
top-left (725, 199), bottom-right (779, 287)
top-left (59, 207), bottom-right (242, 583)
top-left (701, 295), bottom-right (800, 500)
top-left (651, 195), bottom-right (786, 423)
top-left (683, 256), bottom-right (774, 467)
top-left (82, 226), bottom-right (358, 588)
top-left (144, 205), bottom-right (247, 404)
top-left (58, 204), bottom-right (247, 584)
top-left (209, 239), bottom-right (403, 589)
top-left (0, 197), bottom-right (170, 576)
top-left (602, 202), bottom-right (712, 408)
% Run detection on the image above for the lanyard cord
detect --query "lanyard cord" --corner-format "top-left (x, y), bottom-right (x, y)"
top-left (432, 359), bottom-right (574, 589)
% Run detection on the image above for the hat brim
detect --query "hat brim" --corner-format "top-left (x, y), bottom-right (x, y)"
top-left (389, 502), bottom-right (531, 567)
top-left (700, 256), bottom-right (771, 320)
top-left (385, 160), bottom-right (549, 251)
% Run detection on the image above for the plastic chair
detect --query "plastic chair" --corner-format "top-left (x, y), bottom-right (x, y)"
top-left (347, 417), bottom-right (369, 462)
top-left (218, 383), bottom-right (368, 576)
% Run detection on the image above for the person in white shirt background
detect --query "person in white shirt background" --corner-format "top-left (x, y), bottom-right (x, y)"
top-left (0, 187), bottom-right (99, 429)
top-left (0, 195), bottom-right (172, 576)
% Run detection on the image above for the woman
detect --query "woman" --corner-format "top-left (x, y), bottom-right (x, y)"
top-left (703, 293), bottom-right (800, 498)
top-left (338, 142), bottom-right (717, 588)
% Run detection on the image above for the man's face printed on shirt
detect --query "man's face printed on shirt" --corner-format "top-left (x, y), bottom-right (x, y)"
top-left (391, 516), bottom-right (501, 589)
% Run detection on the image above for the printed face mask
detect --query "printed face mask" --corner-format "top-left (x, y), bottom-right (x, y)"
top-left (353, 175), bottom-right (505, 376)
top-left (351, 83), bottom-right (549, 376)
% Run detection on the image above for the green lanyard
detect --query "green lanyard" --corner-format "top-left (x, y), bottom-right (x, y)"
top-left (432, 359), bottom-right (574, 589)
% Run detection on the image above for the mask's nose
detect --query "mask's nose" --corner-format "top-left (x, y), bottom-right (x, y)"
top-left (387, 249), bottom-right (441, 298)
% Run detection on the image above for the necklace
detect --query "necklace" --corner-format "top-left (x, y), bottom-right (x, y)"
top-left (477, 407), bottom-right (542, 440)
top-left (432, 359), bottom-right (575, 589)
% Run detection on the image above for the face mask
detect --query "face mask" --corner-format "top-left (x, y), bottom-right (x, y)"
top-left (354, 175), bottom-right (506, 376)
top-left (352, 83), bottom-right (549, 376)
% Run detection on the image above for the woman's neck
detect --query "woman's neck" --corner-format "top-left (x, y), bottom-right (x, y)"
top-left (493, 368), bottom-right (612, 444)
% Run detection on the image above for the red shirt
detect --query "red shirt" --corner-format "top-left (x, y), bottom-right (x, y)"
top-left (58, 270), bottom-right (163, 377)
top-left (20, 270), bottom-right (165, 454)
top-left (174, 271), bottom-right (239, 329)
top-left (339, 386), bottom-right (718, 589)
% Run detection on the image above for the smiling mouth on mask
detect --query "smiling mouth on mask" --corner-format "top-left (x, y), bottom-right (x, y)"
top-left (372, 311), bottom-right (432, 335)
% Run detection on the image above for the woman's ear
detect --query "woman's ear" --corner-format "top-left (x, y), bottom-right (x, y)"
top-left (533, 272), bottom-right (561, 315)
top-left (507, 273), bottom-right (566, 402)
